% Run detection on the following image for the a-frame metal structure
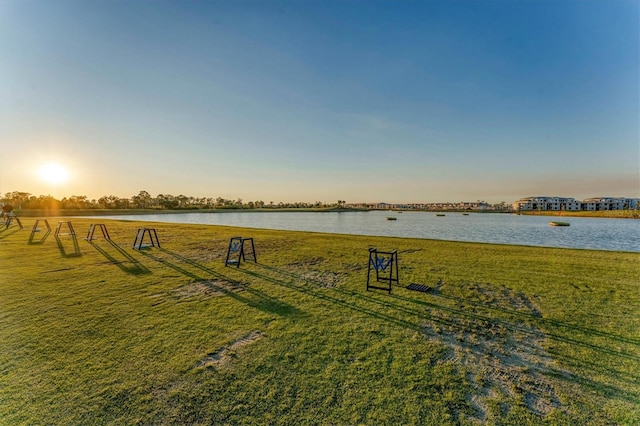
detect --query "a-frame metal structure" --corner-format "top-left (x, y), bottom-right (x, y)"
top-left (225, 237), bottom-right (257, 267)
top-left (366, 248), bottom-right (399, 294)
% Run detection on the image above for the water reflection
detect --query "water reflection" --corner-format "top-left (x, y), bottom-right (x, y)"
top-left (79, 211), bottom-right (640, 252)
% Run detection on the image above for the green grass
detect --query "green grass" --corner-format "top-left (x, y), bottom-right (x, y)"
top-left (1, 218), bottom-right (639, 425)
top-left (521, 210), bottom-right (639, 219)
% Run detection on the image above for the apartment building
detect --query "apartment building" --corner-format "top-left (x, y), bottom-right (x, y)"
top-left (513, 196), bottom-right (639, 211)
top-left (581, 197), bottom-right (639, 211)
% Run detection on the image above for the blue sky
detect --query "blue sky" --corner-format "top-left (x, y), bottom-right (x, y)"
top-left (1, 0), bottom-right (638, 203)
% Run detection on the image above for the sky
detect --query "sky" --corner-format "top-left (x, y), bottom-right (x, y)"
top-left (1, 0), bottom-right (638, 204)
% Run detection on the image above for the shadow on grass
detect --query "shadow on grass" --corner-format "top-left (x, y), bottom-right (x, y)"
top-left (253, 262), bottom-right (485, 331)
top-left (248, 263), bottom-right (640, 403)
top-left (28, 227), bottom-right (51, 244)
top-left (0, 227), bottom-right (22, 240)
top-left (395, 292), bottom-right (640, 399)
top-left (87, 240), bottom-right (150, 275)
top-left (54, 234), bottom-right (81, 257)
top-left (544, 346), bottom-right (640, 388)
top-left (390, 292), bottom-right (640, 363)
top-left (255, 263), bottom-right (640, 358)
top-left (138, 248), bottom-right (303, 318)
top-left (239, 264), bottom-right (422, 332)
top-left (427, 291), bottom-right (640, 347)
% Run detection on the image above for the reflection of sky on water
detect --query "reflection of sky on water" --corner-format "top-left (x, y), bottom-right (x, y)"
top-left (82, 211), bottom-right (640, 252)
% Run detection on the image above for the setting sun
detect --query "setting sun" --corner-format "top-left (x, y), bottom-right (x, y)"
top-left (38, 162), bottom-right (70, 185)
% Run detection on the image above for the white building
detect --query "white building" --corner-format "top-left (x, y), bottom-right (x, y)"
top-left (513, 196), bottom-right (639, 211)
top-left (582, 197), bottom-right (639, 211)
top-left (512, 196), bottom-right (579, 211)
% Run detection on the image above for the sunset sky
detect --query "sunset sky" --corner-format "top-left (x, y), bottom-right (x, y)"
top-left (1, 0), bottom-right (638, 204)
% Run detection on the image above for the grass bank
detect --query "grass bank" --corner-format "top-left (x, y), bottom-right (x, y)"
top-left (520, 210), bottom-right (639, 219)
top-left (1, 218), bottom-right (638, 424)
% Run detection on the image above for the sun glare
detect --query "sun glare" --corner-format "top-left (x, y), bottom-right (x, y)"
top-left (38, 162), bottom-right (70, 185)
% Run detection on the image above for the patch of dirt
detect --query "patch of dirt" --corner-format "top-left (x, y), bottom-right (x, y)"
top-left (173, 280), bottom-right (244, 300)
top-left (297, 270), bottom-right (347, 288)
top-left (344, 262), bottom-right (366, 272)
top-left (471, 283), bottom-right (542, 317)
top-left (288, 256), bottom-right (325, 267)
top-left (283, 257), bottom-right (349, 288)
top-left (196, 331), bottom-right (263, 368)
top-left (423, 284), bottom-right (566, 422)
top-left (184, 244), bottom-right (229, 262)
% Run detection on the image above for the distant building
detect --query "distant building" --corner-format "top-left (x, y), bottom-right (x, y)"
top-left (346, 201), bottom-right (493, 211)
top-left (581, 197), bottom-right (639, 211)
top-left (513, 196), bottom-right (639, 211)
top-left (512, 196), bottom-right (571, 211)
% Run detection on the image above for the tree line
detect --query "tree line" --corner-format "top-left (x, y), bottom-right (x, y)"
top-left (1, 191), bottom-right (335, 210)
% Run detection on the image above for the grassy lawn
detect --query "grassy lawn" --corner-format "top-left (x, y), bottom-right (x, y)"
top-left (1, 218), bottom-right (638, 425)
top-left (519, 210), bottom-right (639, 219)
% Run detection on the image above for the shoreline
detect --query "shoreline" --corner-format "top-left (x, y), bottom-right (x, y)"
top-left (8, 207), bottom-right (639, 219)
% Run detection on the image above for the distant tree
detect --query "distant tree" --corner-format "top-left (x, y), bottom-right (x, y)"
top-left (61, 195), bottom-right (90, 209)
top-left (132, 190), bottom-right (153, 209)
top-left (3, 191), bottom-right (32, 207)
top-left (97, 196), bottom-right (111, 208)
top-left (157, 194), bottom-right (178, 209)
top-left (98, 195), bottom-right (124, 209)
top-left (177, 195), bottom-right (189, 208)
top-left (114, 196), bottom-right (130, 209)
top-left (36, 195), bottom-right (60, 210)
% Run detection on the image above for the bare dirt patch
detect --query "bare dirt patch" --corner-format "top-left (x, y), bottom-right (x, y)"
top-left (423, 283), bottom-right (567, 422)
top-left (196, 331), bottom-right (263, 368)
top-left (173, 280), bottom-right (245, 300)
top-left (288, 256), bottom-right (325, 267)
top-left (284, 257), bottom-right (349, 288)
top-left (182, 243), bottom-right (230, 262)
top-left (297, 270), bottom-right (347, 288)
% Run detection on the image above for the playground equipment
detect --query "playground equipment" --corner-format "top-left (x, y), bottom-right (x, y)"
top-left (366, 248), bottom-right (399, 294)
top-left (225, 237), bottom-right (257, 267)
top-left (132, 228), bottom-right (160, 250)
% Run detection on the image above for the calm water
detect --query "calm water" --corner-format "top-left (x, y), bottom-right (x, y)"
top-left (89, 211), bottom-right (640, 252)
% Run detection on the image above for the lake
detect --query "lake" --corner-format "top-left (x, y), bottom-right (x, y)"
top-left (85, 211), bottom-right (640, 252)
